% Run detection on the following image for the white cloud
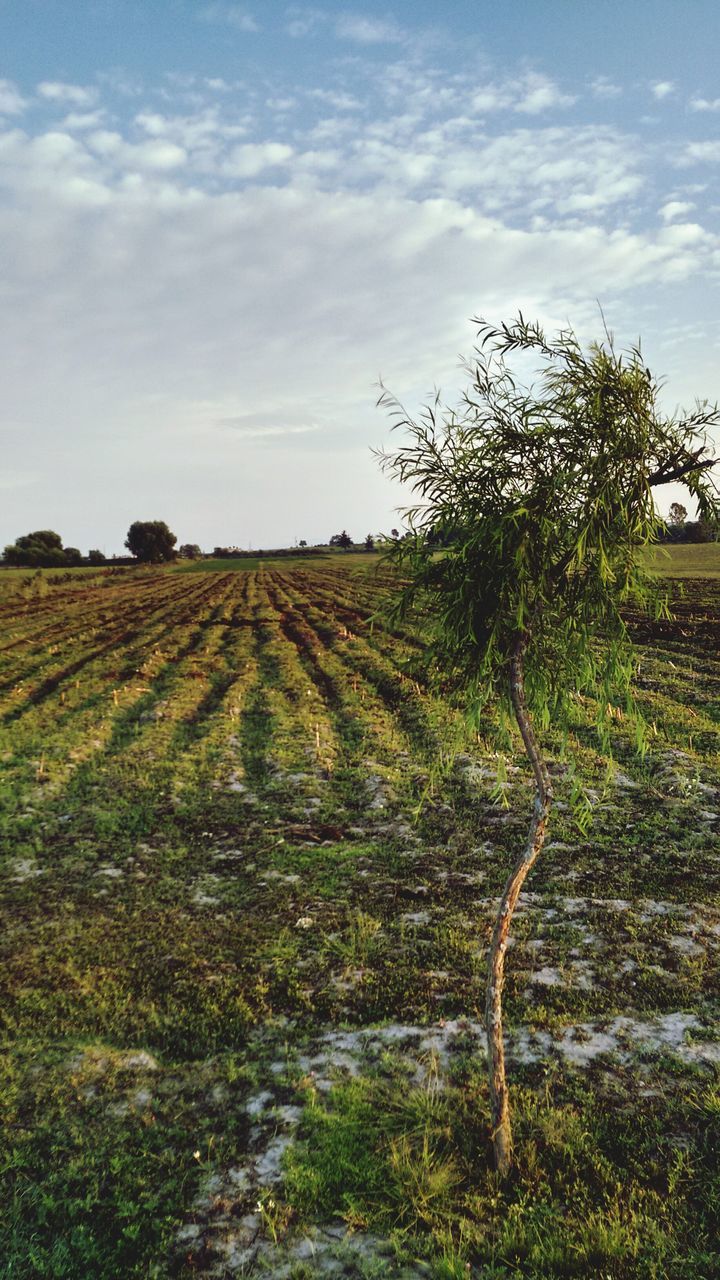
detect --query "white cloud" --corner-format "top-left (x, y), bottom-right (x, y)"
top-left (471, 73), bottom-right (575, 117)
top-left (199, 4), bottom-right (259, 31)
top-left (37, 81), bottom-right (98, 106)
top-left (221, 141), bottom-right (294, 176)
top-left (689, 95), bottom-right (720, 112)
top-left (660, 199), bottom-right (696, 222)
top-left (471, 85), bottom-right (510, 113)
top-left (680, 141), bottom-right (720, 164)
top-left (335, 14), bottom-right (403, 44)
top-left (590, 76), bottom-right (622, 100)
top-left (60, 110), bottom-right (108, 131)
top-left (0, 79), bottom-right (27, 115)
top-left (514, 73), bottom-right (576, 115)
top-left (87, 130), bottom-right (187, 171)
top-left (651, 81), bottom-right (675, 100)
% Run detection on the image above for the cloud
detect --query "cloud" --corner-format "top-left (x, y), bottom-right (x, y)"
top-left (689, 95), bottom-right (720, 112)
top-left (590, 76), bottom-right (622, 100)
top-left (0, 79), bottom-right (27, 115)
top-left (220, 141), bottom-right (293, 176)
top-left (660, 199), bottom-right (696, 222)
top-left (60, 110), bottom-right (108, 131)
top-left (37, 81), bottom-right (98, 106)
top-left (335, 14), bottom-right (404, 44)
top-left (199, 4), bottom-right (259, 31)
top-left (471, 73), bottom-right (575, 117)
top-left (514, 73), bottom-right (576, 115)
top-left (650, 81), bottom-right (675, 100)
top-left (87, 130), bottom-right (187, 171)
top-left (679, 141), bottom-right (720, 165)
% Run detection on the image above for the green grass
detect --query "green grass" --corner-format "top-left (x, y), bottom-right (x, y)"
top-left (642, 542), bottom-right (720, 577)
top-left (282, 1066), bottom-right (720, 1277)
top-left (173, 552), bottom-right (382, 573)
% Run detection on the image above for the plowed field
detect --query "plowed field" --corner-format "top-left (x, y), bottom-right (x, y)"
top-left (2, 565), bottom-right (719, 1278)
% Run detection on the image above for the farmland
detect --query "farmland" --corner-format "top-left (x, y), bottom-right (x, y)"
top-left (1, 561), bottom-right (719, 1278)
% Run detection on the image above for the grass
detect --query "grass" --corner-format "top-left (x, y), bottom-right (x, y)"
top-left (0, 552), bottom-right (718, 1276)
top-left (642, 542), bottom-right (720, 577)
top-left (173, 552), bottom-right (382, 573)
top-left (281, 1065), bottom-right (720, 1277)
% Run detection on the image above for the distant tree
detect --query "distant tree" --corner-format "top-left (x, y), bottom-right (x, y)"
top-left (329, 530), bottom-right (353, 549)
top-left (63, 547), bottom-right (83, 566)
top-left (390, 527), bottom-right (400, 540)
top-left (178, 543), bottom-right (202, 560)
top-left (87, 549), bottom-right (106, 565)
top-left (299, 539), bottom-right (308, 548)
top-left (378, 313), bottom-right (720, 1176)
top-left (125, 521), bottom-right (177, 564)
top-left (3, 530), bottom-right (67, 567)
top-left (668, 502), bottom-right (688, 526)
top-left (364, 534), bottom-right (375, 551)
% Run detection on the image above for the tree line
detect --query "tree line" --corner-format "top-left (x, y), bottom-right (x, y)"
top-left (2, 523), bottom-right (389, 568)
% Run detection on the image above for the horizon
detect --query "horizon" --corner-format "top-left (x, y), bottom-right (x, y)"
top-left (3, 0), bottom-right (720, 548)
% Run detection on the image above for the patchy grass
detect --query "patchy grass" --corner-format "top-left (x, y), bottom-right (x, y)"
top-left (0, 562), bottom-right (718, 1276)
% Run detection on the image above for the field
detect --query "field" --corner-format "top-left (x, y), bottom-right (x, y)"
top-left (1, 561), bottom-right (719, 1278)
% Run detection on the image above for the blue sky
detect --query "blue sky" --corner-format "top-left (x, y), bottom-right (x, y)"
top-left (2, 1), bottom-right (720, 552)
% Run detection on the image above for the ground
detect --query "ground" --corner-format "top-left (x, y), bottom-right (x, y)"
top-left (1, 558), bottom-right (718, 1278)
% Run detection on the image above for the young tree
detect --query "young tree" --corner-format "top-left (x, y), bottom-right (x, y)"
top-left (668, 501), bottom-right (688, 526)
top-left (329, 530), bottom-right (353, 549)
top-left (364, 533), bottom-right (376, 551)
top-left (125, 520), bottom-right (177, 563)
top-left (378, 315), bottom-right (720, 1176)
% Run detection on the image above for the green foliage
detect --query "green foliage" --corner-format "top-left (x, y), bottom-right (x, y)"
top-left (329, 530), bottom-right (353, 549)
top-left (378, 315), bottom-right (720, 751)
top-left (178, 542), bottom-right (202, 559)
top-left (125, 521), bottom-right (177, 564)
top-left (3, 530), bottom-right (75, 569)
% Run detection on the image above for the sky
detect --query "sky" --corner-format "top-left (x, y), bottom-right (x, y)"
top-left (2, 0), bottom-right (720, 554)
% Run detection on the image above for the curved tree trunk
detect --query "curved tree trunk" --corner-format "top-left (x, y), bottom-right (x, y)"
top-left (485, 633), bottom-right (553, 1176)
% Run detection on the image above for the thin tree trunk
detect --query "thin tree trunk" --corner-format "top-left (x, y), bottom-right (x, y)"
top-left (485, 633), bottom-right (553, 1176)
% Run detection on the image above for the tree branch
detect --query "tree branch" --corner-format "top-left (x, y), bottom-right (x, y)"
top-left (648, 454), bottom-right (719, 487)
